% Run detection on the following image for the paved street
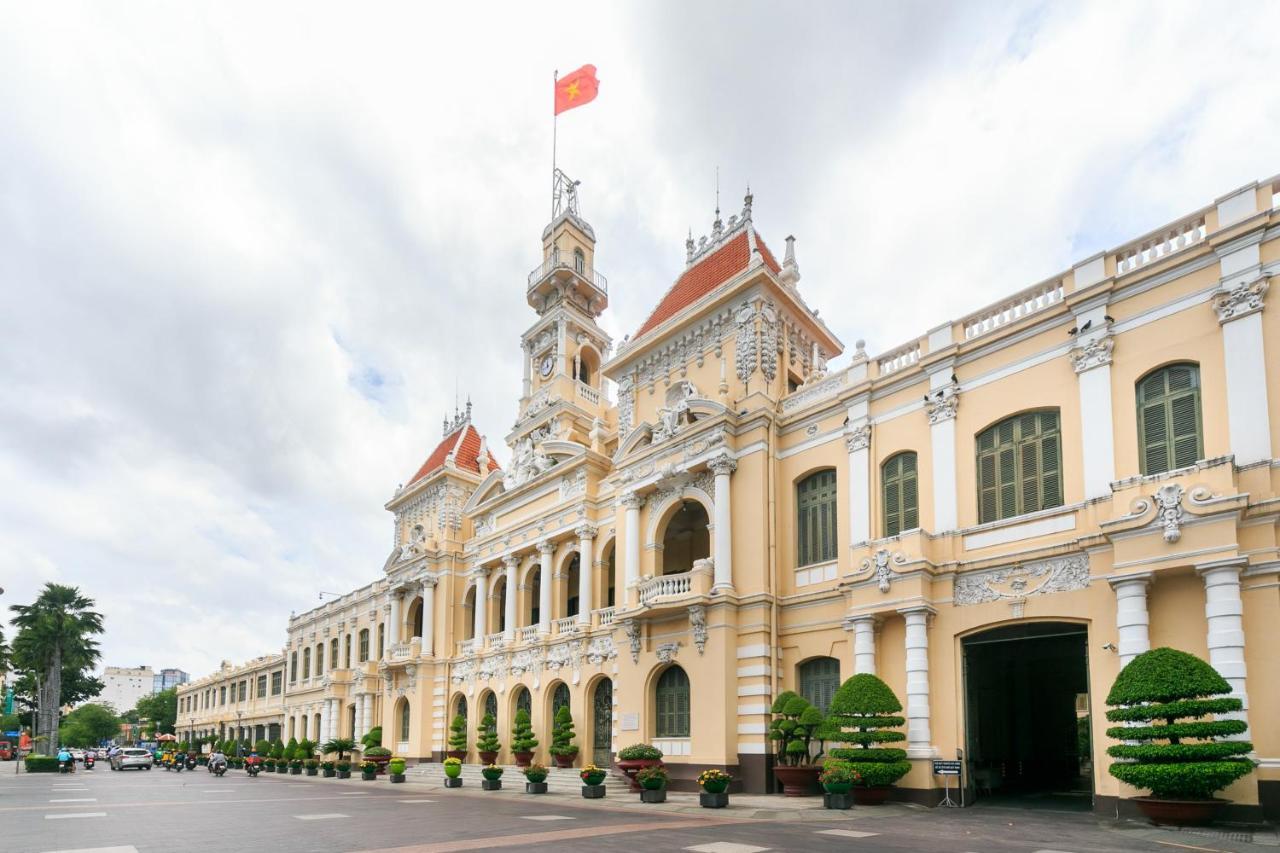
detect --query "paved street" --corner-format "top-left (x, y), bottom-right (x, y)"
top-left (0, 766), bottom-right (1273, 853)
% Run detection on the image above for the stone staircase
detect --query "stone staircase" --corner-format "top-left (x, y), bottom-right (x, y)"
top-left (408, 763), bottom-right (631, 796)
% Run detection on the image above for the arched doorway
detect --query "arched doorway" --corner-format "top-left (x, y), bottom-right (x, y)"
top-left (409, 598), bottom-right (424, 638)
top-left (963, 622), bottom-right (1091, 808)
top-left (463, 586), bottom-right (476, 639)
top-left (396, 698), bottom-right (411, 747)
top-left (591, 678), bottom-right (613, 767)
top-left (547, 682), bottom-right (570, 746)
top-left (526, 566), bottom-right (542, 626)
top-left (601, 541), bottom-right (616, 608)
top-left (660, 501), bottom-right (709, 575)
top-left (565, 555), bottom-right (580, 617)
top-left (493, 575), bottom-right (508, 632)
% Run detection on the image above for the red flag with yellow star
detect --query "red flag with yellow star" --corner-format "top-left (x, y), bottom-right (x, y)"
top-left (554, 65), bottom-right (599, 115)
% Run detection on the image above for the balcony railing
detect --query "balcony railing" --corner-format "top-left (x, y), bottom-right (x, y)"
top-left (553, 616), bottom-right (580, 635)
top-left (1114, 212), bottom-right (1207, 275)
top-left (875, 341), bottom-right (921, 377)
top-left (516, 624), bottom-right (540, 643)
top-left (595, 607), bottom-right (616, 627)
top-left (527, 252), bottom-right (608, 293)
top-left (637, 559), bottom-right (713, 606)
top-left (484, 631), bottom-right (506, 649)
top-left (962, 279), bottom-right (1064, 341)
top-left (576, 380), bottom-right (601, 405)
top-left (459, 638), bottom-right (478, 656)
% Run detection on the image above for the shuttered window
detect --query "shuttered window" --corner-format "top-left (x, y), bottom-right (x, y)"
top-left (882, 452), bottom-right (919, 536)
top-left (976, 411), bottom-right (1063, 523)
top-left (1137, 364), bottom-right (1203, 476)
top-left (798, 657), bottom-right (841, 713)
top-left (655, 666), bottom-right (690, 738)
top-left (796, 469), bottom-right (838, 567)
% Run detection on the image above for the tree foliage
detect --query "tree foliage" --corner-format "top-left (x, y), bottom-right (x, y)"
top-left (60, 703), bottom-right (120, 747)
top-left (447, 714), bottom-right (467, 752)
top-left (820, 674), bottom-right (911, 787)
top-left (511, 708), bottom-right (538, 752)
top-left (476, 713), bottom-right (501, 753)
top-left (768, 691), bottom-right (824, 766)
top-left (549, 705), bottom-right (578, 757)
top-left (321, 737), bottom-right (355, 761)
top-left (130, 689), bottom-right (177, 735)
top-left (1104, 647), bottom-right (1253, 799)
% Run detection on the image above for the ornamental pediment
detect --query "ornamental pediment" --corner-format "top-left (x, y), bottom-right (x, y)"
top-left (614, 420), bottom-right (729, 488)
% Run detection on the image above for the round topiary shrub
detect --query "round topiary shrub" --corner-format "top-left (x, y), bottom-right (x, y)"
top-left (1104, 647), bottom-right (1253, 801)
top-left (821, 674), bottom-right (911, 788)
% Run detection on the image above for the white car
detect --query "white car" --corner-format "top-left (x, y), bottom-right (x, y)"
top-left (68, 748), bottom-right (86, 762)
top-left (111, 748), bottom-right (153, 771)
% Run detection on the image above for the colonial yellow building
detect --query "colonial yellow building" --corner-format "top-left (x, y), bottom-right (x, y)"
top-left (208, 172), bottom-right (1279, 819)
top-left (176, 654), bottom-right (286, 746)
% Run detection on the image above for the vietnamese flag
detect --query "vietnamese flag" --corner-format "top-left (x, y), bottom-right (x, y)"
top-left (555, 65), bottom-right (599, 115)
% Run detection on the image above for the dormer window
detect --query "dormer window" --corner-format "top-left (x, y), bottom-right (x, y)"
top-left (573, 248), bottom-right (585, 274)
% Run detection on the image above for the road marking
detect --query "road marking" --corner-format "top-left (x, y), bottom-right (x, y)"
top-left (397, 799), bottom-right (435, 803)
top-left (817, 829), bottom-right (880, 838)
top-left (340, 791), bottom-right (371, 795)
top-left (45, 812), bottom-right (107, 820)
top-left (685, 845), bottom-right (771, 853)
top-left (295, 813), bottom-right (349, 820)
top-left (42, 847), bottom-right (139, 853)
top-left (50, 798), bottom-right (98, 803)
top-left (521, 815), bottom-right (575, 821)
top-left (201, 789), bottom-right (234, 793)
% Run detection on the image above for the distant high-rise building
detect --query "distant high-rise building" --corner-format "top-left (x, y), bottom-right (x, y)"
top-left (98, 666), bottom-right (155, 713)
top-left (153, 668), bottom-right (190, 693)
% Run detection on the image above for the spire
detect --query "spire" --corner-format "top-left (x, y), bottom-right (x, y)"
top-left (779, 234), bottom-right (800, 286)
top-left (686, 228), bottom-right (695, 265)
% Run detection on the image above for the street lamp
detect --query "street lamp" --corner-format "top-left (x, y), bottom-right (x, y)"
top-left (236, 711), bottom-right (243, 758)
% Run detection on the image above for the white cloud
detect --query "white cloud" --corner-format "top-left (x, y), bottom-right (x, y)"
top-left (1, 0), bottom-right (1277, 677)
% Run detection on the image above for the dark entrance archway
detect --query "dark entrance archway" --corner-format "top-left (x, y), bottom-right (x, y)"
top-left (591, 678), bottom-right (612, 767)
top-left (962, 622), bottom-right (1092, 810)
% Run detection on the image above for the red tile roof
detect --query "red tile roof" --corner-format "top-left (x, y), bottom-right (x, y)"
top-left (633, 229), bottom-right (781, 339)
top-left (406, 424), bottom-right (494, 485)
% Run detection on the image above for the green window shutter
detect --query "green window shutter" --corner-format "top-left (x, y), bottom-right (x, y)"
top-left (796, 470), bottom-right (837, 566)
top-left (799, 657), bottom-right (841, 714)
top-left (978, 411), bottom-right (1063, 521)
top-left (656, 667), bottom-right (689, 738)
top-left (1137, 364), bottom-right (1202, 475)
top-left (1040, 431), bottom-right (1062, 509)
top-left (882, 453), bottom-right (919, 536)
top-left (978, 452), bottom-right (997, 523)
top-left (902, 457), bottom-right (919, 530)
top-left (997, 447), bottom-right (1017, 520)
top-left (884, 477), bottom-right (901, 537)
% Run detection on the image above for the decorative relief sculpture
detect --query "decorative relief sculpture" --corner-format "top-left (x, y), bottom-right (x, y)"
top-left (1211, 275), bottom-right (1268, 323)
top-left (509, 648), bottom-right (543, 677)
top-left (844, 423), bottom-right (871, 453)
top-left (858, 549), bottom-right (907, 593)
top-left (621, 619), bottom-right (641, 664)
top-left (655, 641), bottom-right (681, 663)
top-left (504, 429), bottom-right (556, 490)
top-left (559, 469), bottom-right (587, 501)
top-left (450, 659), bottom-right (475, 684)
top-left (1154, 483), bottom-right (1186, 543)
top-left (734, 302), bottom-right (758, 382)
top-left (759, 302), bottom-right (780, 382)
top-left (688, 605), bottom-right (708, 655)
top-left (953, 554), bottom-right (1090, 606)
top-left (1068, 331), bottom-right (1114, 373)
top-left (924, 381), bottom-right (960, 425)
top-left (585, 636), bottom-right (617, 665)
top-left (617, 374), bottom-right (636, 439)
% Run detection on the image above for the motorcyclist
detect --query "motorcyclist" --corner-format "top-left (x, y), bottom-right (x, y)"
top-left (209, 750), bottom-right (228, 774)
top-left (57, 747), bottom-right (73, 773)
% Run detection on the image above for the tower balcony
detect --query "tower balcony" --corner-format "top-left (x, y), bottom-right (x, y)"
top-left (527, 250), bottom-right (608, 312)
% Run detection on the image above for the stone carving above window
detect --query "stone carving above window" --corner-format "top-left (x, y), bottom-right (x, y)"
top-left (924, 381), bottom-right (960, 425)
top-left (953, 554), bottom-right (1090, 606)
top-left (585, 636), bottom-right (617, 665)
top-left (655, 641), bottom-right (681, 663)
top-left (1211, 275), bottom-right (1268, 323)
top-left (1068, 331), bottom-right (1114, 373)
top-left (559, 469), bottom-right (588, 501)
top-left (857, 548), bottom-right (908, 593)
top-left (844, 423), bottom-right (871, 453)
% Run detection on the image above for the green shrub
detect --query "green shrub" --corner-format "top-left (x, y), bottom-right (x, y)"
top-left (820, 674), bottom-right (911, 787)
top-left (768, 691), bottom-right (824, 766)
top-left (284, 737), bottom-right (299, 761)
top-left (270, 740), bottom-right (285, 760)
top-left (523, 762), bottom-right (548, 783)
top-left (335, 760), bottom-right (351, 772)
top-left (321, 760), bottom-right (335, 771)
top-left (361, 726), bottom-right (382, 749)
top-left (321, 737), bottom-right (355, 761)
top-left (255, 739), bottom-right (273, 755)
top-left (364, 746), bottom-right (392, 758)
top-left (305, 759), bottom-right (319, 769)
top-left (617, 743), bottom-right (661, 761)
top-left (511, 708), bottom-right (538, 753)
top-left (476, 714), bottom-right (501, 754)
top-left (550, 706), bottom-right (579, 757)
top-left (24, 755), bottom-right (59, 773)
top-left (448, 714), bottom-right (468, 752)
top-left (388, 758), bottom-right (406, 774)
top-left (1104, 647), bottom-right (1253, 800)
top-left (636, 765), bottom-right (668, 790)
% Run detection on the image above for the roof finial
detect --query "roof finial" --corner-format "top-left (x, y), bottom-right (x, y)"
top-left (686, 228), bottom-right (695, 265)
top-left (742, 186), bottom-right (753, 222)
top-left (712, 166), bottom-right (723, 238)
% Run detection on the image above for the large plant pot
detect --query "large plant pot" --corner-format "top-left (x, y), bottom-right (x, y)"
top-left (640, 788), bottom-right (666, 803)
top-left (337, 770), bottom-right (351, 779)
top-left (446, 750), bottom-right (466, 761)
top-left (391, 773), bottom-right (405, 783)
top-left (513, 751), bottom-right (534, 768)
top-left (824, 791), bottom-right (854, 810)
top-left (367, 755), bottom-right (391, 775)
top-left (289, 766), bottom-right (301, 775)
top-left (617, 758), bottom-right (663, 792)
top-left (478, 750), bottom-right (498, 766)
top-left (552, 752), bottom-right (577, 769)
top-left (444, 776), bottom-right (462, 788)
top-left (1133, 797), bottom-right (1228, 826)
top-left (773, 765), bottom-right (821, 797)
top-left (323, 769), bottom-right (335, 778)
top-left (481, 779), bottom-right (502, 791)
top-left (525, 781), bottom-right (548, 794)
top-left (700, 792), bottom-right (729, 808)
top-left (582, 784), bottom-right (606, 799)
top-left (305, 768), bottom-right (317, 776)
top-left (853, 785), bottom-right (892, 805)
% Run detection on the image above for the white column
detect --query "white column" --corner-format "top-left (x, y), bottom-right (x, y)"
top-left (709, 453), bottom-right (737, 591)
top-left (537, 541), bottom-right (554, 635)
top-left (899, 606), bottom-right (934, 757)
top-left (420, 576), bottom-right (437, 656)
top-left (1213, 278), bottom-right (1272, 465)
top-left (926, 369), bottom-right (959, 532)
top-left (353, 693), bottom-right (365, 741)
top-left (621, 492), bottom-right (643, 605)
top-left (522, 341), bottom-right (532, 398)
top-left (1197, 558), bottom-right (1250, 735)
top-left (845, 423), bottom-right (871, 544)
top-left (503, 556), bottom-right (519, 639)
top-left (1069, 315), bottom-right (1117, 499)
top-left (387, 592), bottom-right (402, 646)
top-left (472, 566), bottom-right (489, 641)
top-left (1109, 573), bottom-right (1152, 667)
top-left (363, 694), bottom-right (374, 741)
top-left (844, 615), bottom-right (877, 675)
top-left (576, 525), bottom-right (596, 624)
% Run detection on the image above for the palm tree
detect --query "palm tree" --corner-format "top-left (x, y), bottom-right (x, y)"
top-left (321, 737), bottom-right (356, 761)
top-left (10, 584), bottom-right (103, 755)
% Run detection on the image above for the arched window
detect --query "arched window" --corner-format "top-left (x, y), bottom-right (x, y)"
top-left (976, 411), bottom-right (1062, 523)
top-left (289, 652), bottom-right (297, 682)
top-left (454, 695), bottom-right (467, 723)
top-left (1137, 364), bottom-right (1203, 475)
top-left (344, 634), bottom-right (351, 668)
top-left (495, 576), bottom-right (508, 632)
top-left (411, 600), bottom-right (424, 638)
top-left (798, 657), bottom-right (841, 713)
top-left (796, 469), bottom-right (838, 566)
top-left (358, 629), bottom-right (370, 662)
top-left (464, 586), bottom-right (476, 640)
top-left (655, 666), bottom-right (690, 738)
top-left (566, 555), bottom-right (580, 617)
top-left (398, 701), bottom-right (411, 742)
top-left (661, 501), bottom-right (710, 575)
top-left (604, 543), bottom-right (616, 608)
top-left (484, 691), bottom-right (498, 723)
top-left (527, 568), bottom-right (541, 626)
top-left (552, 683), bottom-right (570, 717)
top-left (882, 452), bottom-right (918, 537)
top-left (573, 247), bottom-right (585, 274)
top-left (514, 686), bottom-right (532, 718)
top-left (377, 623), bottom-right (385, 659)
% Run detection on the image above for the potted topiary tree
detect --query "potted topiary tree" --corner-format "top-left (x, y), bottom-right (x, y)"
top-left (580, 763), bottom-right (607, 798)
top-left (481, 764), bottom-right (504, 791)
top-left (361, 726), bottom-right (383, 751)
top-left (447, 714), bottom-right (468, 761)
top-left (476, 714), bottom-right (501, 766)
top-left (549, 706), bottom-right (579, 768)
top-left (1105, 647), bottom-right (1254, 826)
top-left (821, 674), bottom-right (911, 805)
top-left (523, 762), bottom-right (549, 794)
top-left (768, 691), bottom-right (825, 796)
top-left (271, 740), bottom-right (286, 773)
top-left (616, 743), bottom-right (663, 792)
top-left (511, 708), bottom-right (538, 767)
top-left (443, 756), bottom-right (463, 788)
top-left (388, 757), bottom-right (406, 783)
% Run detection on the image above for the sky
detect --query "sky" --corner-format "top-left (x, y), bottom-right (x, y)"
top-left (2, 0), bottom-right (1279, 691)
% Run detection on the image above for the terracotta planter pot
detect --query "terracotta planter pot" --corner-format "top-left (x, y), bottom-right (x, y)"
top-left (1133, 797), bottom-right (1228, 826)
top-left (853, 785), bottom-right (892, 805)
top-left (552, 752), bottom-right (577, 769)
top-left (513, 751), bottom-right (534, 768)
top-left (773, 765), bottom-right (821, 797)
top-left (367, 754), bottom-right (391, 775)
top-left (446, 750), bottom-right (466, 761)
top-left (478, 751), bottom-right (498, 766)
top-left (616, 758), bottom-right (662, 792)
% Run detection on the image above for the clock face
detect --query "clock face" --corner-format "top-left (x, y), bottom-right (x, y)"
top-left (539, 354), bottom-right (554, 377)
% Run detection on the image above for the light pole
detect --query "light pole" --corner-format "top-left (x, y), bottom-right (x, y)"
top-left (235, 711), bottom-right (243, 758)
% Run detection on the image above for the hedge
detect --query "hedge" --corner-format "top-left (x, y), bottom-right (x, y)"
top-left (25, 755), bottom-right (60, 773)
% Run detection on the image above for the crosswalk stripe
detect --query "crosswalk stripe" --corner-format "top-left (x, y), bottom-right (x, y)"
top-left (44, 813), bottom-right (107, 820)
top-left (50, 798), bottom-right (97, 802)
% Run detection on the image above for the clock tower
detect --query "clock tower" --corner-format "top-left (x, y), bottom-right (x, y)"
top-left (509, 170), bottom-right (613, 456)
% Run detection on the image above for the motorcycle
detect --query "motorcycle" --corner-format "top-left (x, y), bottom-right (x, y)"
top-left (58, 758), bottom-right (74, 774)
top-left (211, 763), bottom-right (227, 777)
top-left (185, 757), bottom-right (197, 771)
top-left (84, 754), bottom-right (95, 770)
top-left (246, 763), bottom-right (260, 778)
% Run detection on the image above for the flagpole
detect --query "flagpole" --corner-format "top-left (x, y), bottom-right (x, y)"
top-left (552, 68), bottom-right (558, 220)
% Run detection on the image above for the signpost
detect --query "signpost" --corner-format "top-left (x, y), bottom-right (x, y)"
top-left (933, 759), bottom-right (962, 807)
